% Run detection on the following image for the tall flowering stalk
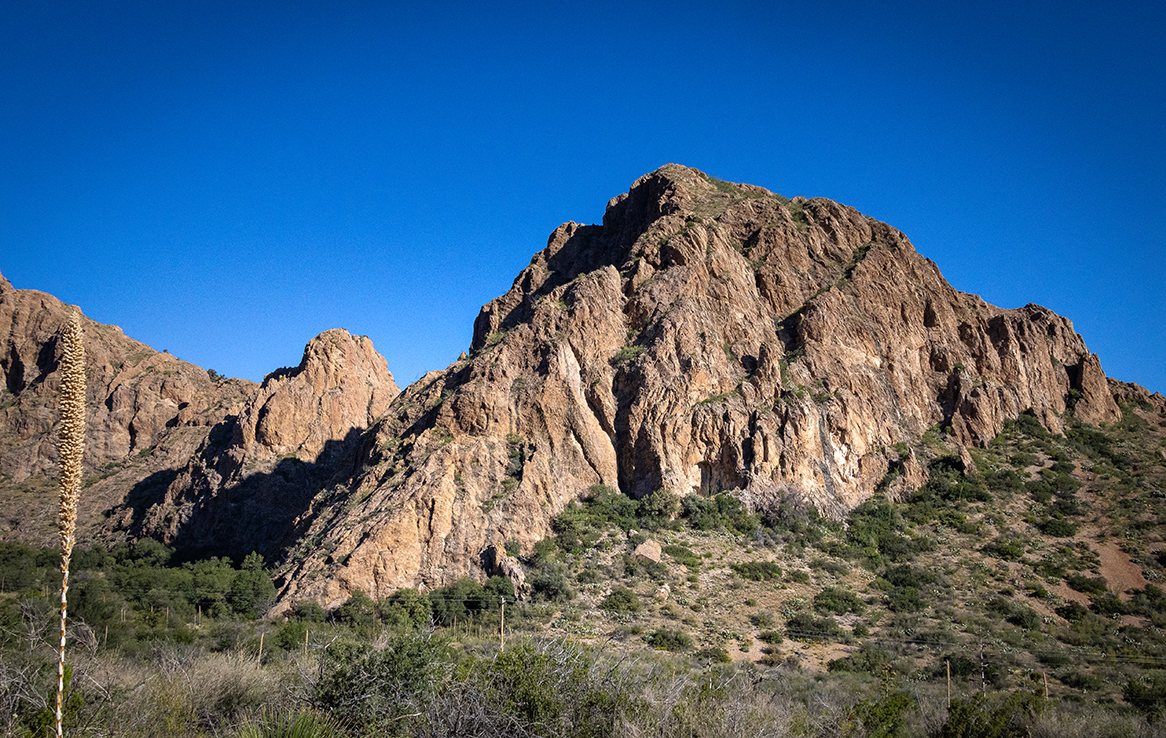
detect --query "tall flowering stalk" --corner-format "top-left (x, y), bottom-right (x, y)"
top-left (55, 311), bottom-right (85, 738)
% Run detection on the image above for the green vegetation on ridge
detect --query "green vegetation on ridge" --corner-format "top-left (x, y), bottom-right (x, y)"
top-left (4, 403), bottom-right (1166, 735)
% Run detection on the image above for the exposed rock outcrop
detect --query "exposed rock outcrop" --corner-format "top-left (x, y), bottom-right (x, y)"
top-left (271, 165), bottom-right (1122, 607)
top-left (1108, 378), bottom-right (1166, 415)
top-left (0, 165), bottom-right (1138, 609)
top-left (115, 329), bottom-right (399, 558)
top-left (0, 271), bottom-right (254, 545)
top-left (0, 271), bottom-right (399, 557)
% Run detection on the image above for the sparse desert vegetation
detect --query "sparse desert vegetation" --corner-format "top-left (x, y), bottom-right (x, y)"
top-left (2, 403), bottom-right (1166, 735)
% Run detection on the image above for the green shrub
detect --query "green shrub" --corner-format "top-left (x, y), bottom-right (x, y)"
top-left (827, 643), bottom-right (895, 674)
top-left (292, 600), bottom-right (327, 623)
top-left (662, 545), bottom-right (701, 571)
top-left (639, 488), bottom-right (679, 528)
top-left (1130, 585), bottom-right (1166, 616)
top-left (429, 578), bottom-right (490, 625)
top-left (314, 635), bottom-right (442, 733)
top-left (933, 653), bottom-right (979, 679)
top-left (786, 569), bottom-right (810, 584)
top-left (530, 566), bottom-right (573, 603)
top-left (600, 587), bottom-right (641, 614)
top-left (680, 494), bottom-right (759, 534)
top-left (271, 620), bottom-right (310, 654)
top-left (1041, 518), bottom-right (1079, 537)
top-left (332, 590), bottom-right (377, 630)
top-left (785, 612), bottom-right (842, 642)
top-left (814, 586), bottom-right (865, 615)
top-left (850, 689), bottom-right (915, 738)
top-left (810, 557), bottom-right (850, 576)
top-left (885, 586), bottom-right (925, 613)
top-left (1065, 573), bottom-right (1108, 597)
top-left (1090, 594), bottom-right (1128, 617)
top-left (983, 537), bottom-right (1025, 561)
top-left (610, 344), bottom-right (646, 366)
top-left (1124, 674), bottom-right (1166, 717)
top-left (378, 588), bottom-right (432, 628)
top-left (1008, 605), bottom-right (1041, 630)
top-left (730, 561), bottom-right (782, 581)
top-left (461, 640), bottom-right (624, 738)
top-left (229, 552), bottom-right (277, 617)
top-left (644, 627), bottom-right (693, 651)
top-left (1016, 410), bottom-right (1050, 439)
top-left (938, 690), bottom-right (1044, 737)
top-left (1059, 670), bottom-right (1106, 692)
top-left (882, 565), bottom-right (934, 613)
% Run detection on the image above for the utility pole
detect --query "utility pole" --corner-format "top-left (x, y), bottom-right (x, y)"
top-left (979, 640), bottom-right (986, 693)
top-left (946, 660), bottom-right (951, 707)
top-left (500, 597), bottom-right (506, 652)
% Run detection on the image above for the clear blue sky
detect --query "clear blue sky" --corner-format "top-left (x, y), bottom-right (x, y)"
top-left (3, 1), bottom-right (1163, 394)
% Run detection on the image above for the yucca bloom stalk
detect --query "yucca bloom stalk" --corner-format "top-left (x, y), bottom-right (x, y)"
top-left (55, 310), bottom-right (85, 738)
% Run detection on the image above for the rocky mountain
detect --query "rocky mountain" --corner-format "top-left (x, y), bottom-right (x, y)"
top-left (0, 272), bottom-right (398, 554)
top-left (116, 328), bottom-right (399, 558)
top-left (2, 164), bottom-right (1159, 612)
top-left (267, 165), bottom-right (1134, 608)
top-left (0, 273), bottom-right (255, 546)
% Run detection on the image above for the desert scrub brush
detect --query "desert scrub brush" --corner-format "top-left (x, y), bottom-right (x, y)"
top-left (232, 709), bottom-right (350, 738)
top-left (55, 310), bottom-right (85, 738)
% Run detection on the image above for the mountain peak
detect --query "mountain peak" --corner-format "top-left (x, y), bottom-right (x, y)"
top-left (0, 167), bottom-right (1133, 608)
top-left (270, 167), bottom-right (1122, 603)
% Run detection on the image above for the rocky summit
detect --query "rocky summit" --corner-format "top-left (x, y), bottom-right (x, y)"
top-left (267, 164), bottom-right (1130, 608)
top-left (1, 164), bottom-right (1157, 611)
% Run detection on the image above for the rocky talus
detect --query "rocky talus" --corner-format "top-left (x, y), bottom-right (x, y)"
top-left (271, 165), bottom-right (1134, 607)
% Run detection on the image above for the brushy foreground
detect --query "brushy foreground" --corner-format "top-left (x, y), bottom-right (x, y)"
top-left (1, 628), bottom-right (1164, 738)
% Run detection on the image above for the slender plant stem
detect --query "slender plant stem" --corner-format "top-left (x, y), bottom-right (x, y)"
top-left (55, 311), bottom-right (86, 738)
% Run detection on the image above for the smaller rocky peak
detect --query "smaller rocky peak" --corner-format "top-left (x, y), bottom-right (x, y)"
top-left (301, 329), bottom-right (395, 390)
top-left (0, 270), bottom-right (13, 298)
top-left (263, 329), bottom-right (397, 392)
top-left (244, 329), bottom-right (399, 462)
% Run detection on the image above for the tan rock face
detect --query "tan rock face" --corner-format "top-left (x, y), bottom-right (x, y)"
top-left (1108, 378), bottom-right (1166, 415)
top-left (273, 165), bottom-right (1122, 607)
top-left (0, 271), bottom-right (254, 546)
top-left (0, 271), bottom-right (400, 560)
top-left (633, 539), bottom-right (662, 563)
top-left (119, 328), bottom-right (399, 558)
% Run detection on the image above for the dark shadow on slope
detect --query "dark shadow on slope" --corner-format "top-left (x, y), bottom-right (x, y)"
top-left (117, 427), bottom-right (371, 566)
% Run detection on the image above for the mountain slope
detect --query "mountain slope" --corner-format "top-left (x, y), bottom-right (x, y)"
top-left (0, 272), bottom-right (399, 555)
top-left (270, 164), bottom-right (1125, 607)
top-left (0, 272), bottom-right (255, 546)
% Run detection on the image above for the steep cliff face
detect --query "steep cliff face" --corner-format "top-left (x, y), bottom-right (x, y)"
top-left (0, 271), bottom-right (254, 545)
top-left (274, 165), bottom-right (1122, 607)
top-left (115, 329), bottom-right (400, 558)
